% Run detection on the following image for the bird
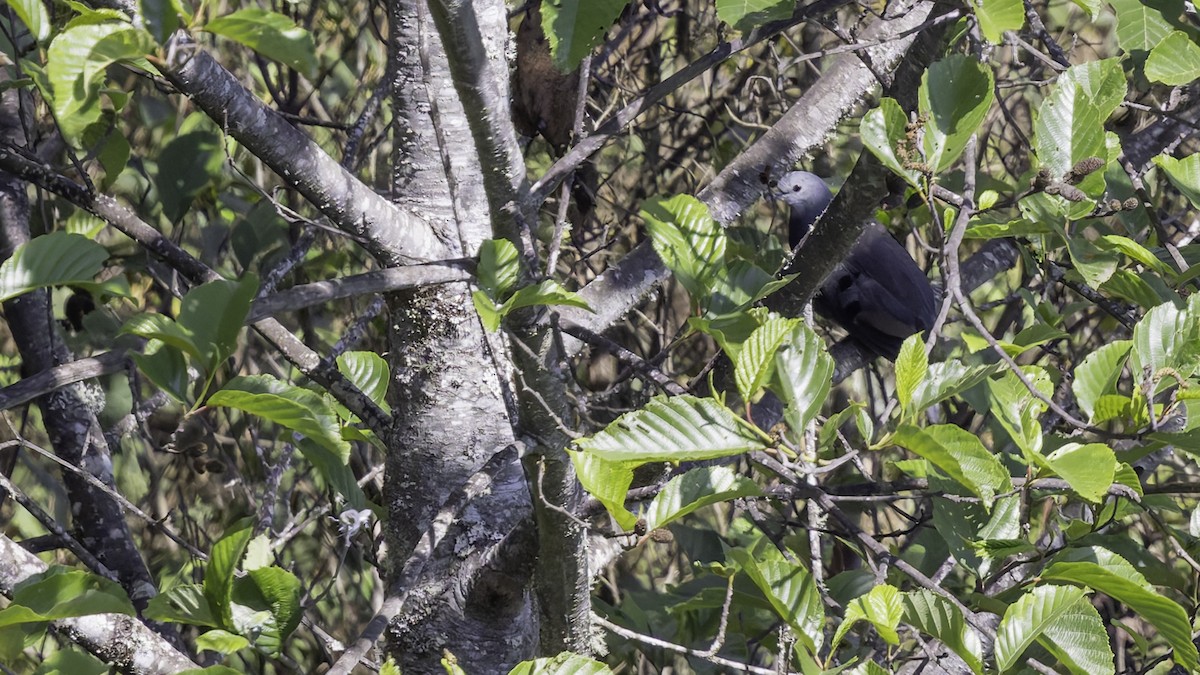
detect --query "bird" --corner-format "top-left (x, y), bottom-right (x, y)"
top-left (773, 171), bottom-right (937, 360)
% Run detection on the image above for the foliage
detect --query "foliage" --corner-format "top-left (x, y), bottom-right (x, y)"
top-left (4, 0), bottom-right (1200, 672)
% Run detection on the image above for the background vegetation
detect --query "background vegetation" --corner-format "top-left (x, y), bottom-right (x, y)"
top-left (1, 0), bottom-right (1200, 673)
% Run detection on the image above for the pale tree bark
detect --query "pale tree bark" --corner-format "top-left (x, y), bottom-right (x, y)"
top-left (381, 1), bottom-right (537, 670)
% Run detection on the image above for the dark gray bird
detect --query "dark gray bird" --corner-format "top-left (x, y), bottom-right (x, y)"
top-left (774, 171), bottom-right (937, 360)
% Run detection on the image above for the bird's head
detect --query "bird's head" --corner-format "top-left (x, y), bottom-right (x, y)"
top-left (772, 171), bottom-right (833, 246)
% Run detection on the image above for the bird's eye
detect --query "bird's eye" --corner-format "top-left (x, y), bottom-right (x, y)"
top-left (767, 179), bottom-right (778, 189)
top-left (792, 185), bottom-right (801, 192)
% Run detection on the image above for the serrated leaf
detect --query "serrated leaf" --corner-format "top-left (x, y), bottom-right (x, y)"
top-left (715, 0), bottom-right (794, 33)
top-left (1099, 235), bottom-right (1174, 274)
top-left (988, 367), bottom-right (1052, 459)
top-left (1131, 298), bottom-right (1200, 387)
top-left (208, 375), bottom-right (351, 463)
top-left (1073, 340), bottom-right (1132, 421)
top-left (919, 56), bottom-right (995, 172)
top-left (195, 629), bottom-right (250, 655)
top-left (862, 98), bottom-right (922, 188)
top-left (708, 260), bottom-right (776, 316)
top-left (571, 395), bottom-right (766, 464)
top-left (508, 652), bottom-right (613, 675)
top-left (833, 584), bottom-right (903, 648)
top-left (501, 280), bottom-right (591, 315)
top-left (896, 334), bottom-right (928, 413)
top-left (1033, 59), bottom-right (1125, 198)
top-left (641, 194), bottom-right (726, 305)
top-left (908, 360), bottom-right (1000, 412)
top-left (156, 129), bottom-right (226, 223)
top-left (178, 275), bottom-right (258, 372)
top-left (1043, 562), bottom-right (1196, 671)
top-left (972, 0), bottom-right (1024, 43)
top-left (1110, 0), bottom-right (1181, 52)
top-left (336, 351), bottom-right (391, 415)
top-left (728, 543), bottom-right (824, 653)
top-left (1153, 153), bottom-right (1200, 209)
top-left (1042, 442), bottom-right (1116, 502)
top-left (995, 585), bottom-right (1091, 671)
top-left (901, 591), bottom-right (984, 674)
top-left (246, 566), bottom-right (302, 648)
top-left (893, 424), bottom-right (1012, 506)
top-left (204, 526), bottom-right (253, 631)
top-left (47, 23), bottom-right (155, 144)
top-left (9, 0), bottom-right (50, 42)
top-left (201, 9), bottom-right (317, 75)
top-left (540, 0), bottom-right (626, 71)
top-left (144, 584), bottom-right (220, 627)
top-left (0, 232), bottom-right (109, 303)
top-left (566, 449), bottom-right (637, 529)
top-left (734, 317), bottom-right (798, 402)
top-left (644, 466), bottom-right (763, 530)
top-left (775, 323), bottom-right (834, 437)
top-left (477, 238), bottom-right (521, 300)
top-left (0, 569), bottom-right (135, 628)
top-left (472, 290), bottom-right (503, 332)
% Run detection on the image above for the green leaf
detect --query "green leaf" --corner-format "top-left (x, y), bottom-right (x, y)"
top-left (892, 424), bottom-right (1012, 506)
top-left (1131, 298), bottom-right (1200, 387)
top-left (972, 0), bottom-right (1025, 43)
top-left (195, 629), bottom-right (250, 655)
top-left (1072, 340), bottom-right (1132, 422)
top-left (297, 438), bottom-right (369, 511)
top-left (994, 585), bottom-right (1099, 672)
top-left (987, 367), bottom-right (1052, 459)
top-left (861, 98), bottom-right (922, 189)
top-left (908, 360), bottom-right (1000, 412)
top-left (501, 280), bottom-right (591, 314)
top-left (775, 323), bottom-right (834, 437)
top-left (472, 290), bottom-right (503, 332)
top-left (1037, 594), bottom-right (1115, 675)
top-left (715, 0), bottom-right (794, 33)
top-left (688, 308), bottom-right (767, 361)
top-left (201, 9), bottom-right (317, 75)
top-left (896, 334), bottom-right (929, 414)
top-left (1042, 562), bottom-right (1198, 671)
top-left (566, 449), bottom-right (637, 529)
top-left (9, 0), bottom-right (51, 42)
top-left (734, 316), bottom-right (798, 402)
top-left (477, 238), bottom-right (521, 300)
top-left (1110, 0), bottom-right (1181, 52)
top-left (140, 0), bottom-right (186, 44)
top-left (641, 194), bottom-right (726, 306)
top-left (46, 23), bottom-right (155, 145)
top-left (336, 351), bottom-right (391, 416)
top-left (901, 591), bottom-right (983, 674)
top-left (1033, 59), bottom-right (1126, 197)
top-left (708, 260), bottom-right (777, 315)
top-left (246, 566), bottom-right (302, 649)
top-left (508, 652), bottom-right (613, 675)
top-left (208, 375), bottom-right (352, 463)
top-left (144, 584), bottom-right (220, 627)
top-left (1099, 235), bottom-right (1174, 274)
top-left (540, 0), bottom-right (626, 71)
top-left (155, 129), bottom-right (226, 223)
top-left (178, 275), bottom-right (258, 372)
top-left (1041, 442), bottom-right (1116, 502)
top-left (833, 584), bottom-right (903, 648)
top-left (204, 525), bottom-right (253, 631)
top-left (0, 232), bottom-right (109, 303)
top-left (121, 314), bottom-right (203, 363)
top-left (644, 466), bottom-right (763, 530)
top-left (1153, 153), bottom-right (1200, 209)
top-left (131, 341), bottom-right (191, 403)
top-left (0, 569), bottom-right (135, 628)
top-left (919, 55), bottom-right (995, 172)
top-left (728, 543), bottom-right (824, 653)
top-left (964, 216), bottom-right (1056, 239)
top-left (571, 395), bottom-right (766, 464)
